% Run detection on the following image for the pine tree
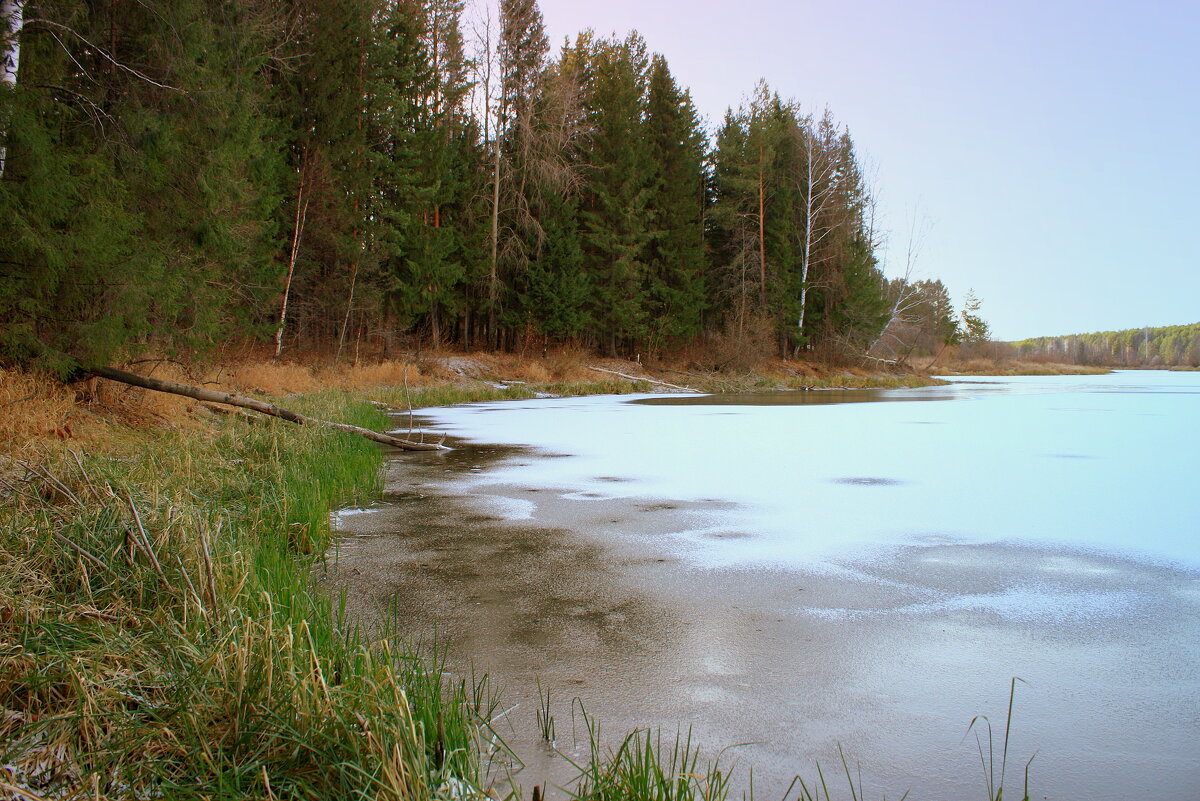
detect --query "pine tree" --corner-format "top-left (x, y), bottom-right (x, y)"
top-left (709, 84), bottom-right (799, 349)
top-left (0, 0), bottom-right (287, 372)
top-left (510, 39), bottom-right (590, 346)
top-left (960, 290), bottom-right (991, 343)
top-left (642, 54), bottom-right (706, 350)
top-left (577, 33), bottom-right (654, 355)
top-left (373, 0), bottom-right (478, 348)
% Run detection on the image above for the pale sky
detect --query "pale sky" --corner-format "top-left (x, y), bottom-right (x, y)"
top-left (476, 0), bottom-right (1199, 340)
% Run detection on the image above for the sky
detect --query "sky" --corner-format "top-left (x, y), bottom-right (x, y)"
top-left (475, 0), bottom-right (1199, 341)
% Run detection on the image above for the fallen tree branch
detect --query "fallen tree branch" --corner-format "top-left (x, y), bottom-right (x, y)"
top-left (91, 365), bottom-right (447, 452)
top-left (0, 393), bottom-right (36, 409)
top-left (585, 366), bottom-right (695, 393)
top-left (860, 354), bottom-right (904, 367)
top-left (199, 401), bottom-right (262, 424)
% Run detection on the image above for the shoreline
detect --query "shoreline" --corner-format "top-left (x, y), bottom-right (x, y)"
top-left (0, 357), bottom-right (1180, 799)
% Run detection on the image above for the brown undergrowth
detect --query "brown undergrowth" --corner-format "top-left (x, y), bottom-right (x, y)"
top-left (2, 350), bottom-right (940, 460)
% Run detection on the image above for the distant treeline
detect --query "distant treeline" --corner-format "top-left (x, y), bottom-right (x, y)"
top-left (0, 0), bottom-right (923, 374)
top-left (1013, 323), bottom-right (1200, 367)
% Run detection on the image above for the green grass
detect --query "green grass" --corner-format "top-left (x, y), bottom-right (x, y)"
top-left (566, 710), bottom-right (732, 801)
top-left (0, 395), bottom-right (490, 800)
top-left (536, 679), bottom-right (556, 744)
top-left (966, 678), bottom-right (1034, 801)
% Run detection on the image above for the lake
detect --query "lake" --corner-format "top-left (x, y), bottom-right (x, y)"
top-left (325, 370), bottom-right (1200, 800)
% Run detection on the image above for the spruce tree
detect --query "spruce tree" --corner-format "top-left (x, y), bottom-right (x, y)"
top-left (0, 0), bottom-right (286, 372)
top-left (642, 54), bottom-right (707, 350)
top-left (577, 33), bottom-right (653, 355)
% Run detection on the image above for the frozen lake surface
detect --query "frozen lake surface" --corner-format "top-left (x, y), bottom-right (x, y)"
top-left (329, 370), bottom-right (1200, 800)
top-left (421, 371), bottom-right (1200, 572)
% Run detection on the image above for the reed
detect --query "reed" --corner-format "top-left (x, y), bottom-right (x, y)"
top-left (566, 710), bottom-right (732, 801)
top-left (965, 678), bottom-right (1034, 801)
top-left (536, 680), bottom-right (556, 744)
top-left (0, 395), bottom-right (488, 799)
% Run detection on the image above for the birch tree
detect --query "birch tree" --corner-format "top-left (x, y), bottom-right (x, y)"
top-left (793, 110), bottom-right (840, 347)
top-left (0, 0), bottom-right (22, 176)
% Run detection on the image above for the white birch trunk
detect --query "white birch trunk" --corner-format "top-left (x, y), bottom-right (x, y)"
top-left (798, 141), bottom-right (816, 339)
top-left (1, 0), bottom-right (24, 177)
top-left (795, 118), bottom-right (839, 349)
top-left (0, 0), bottom-right (19, 86)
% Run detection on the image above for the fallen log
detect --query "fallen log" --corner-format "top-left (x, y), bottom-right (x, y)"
top-left (585, 365), bottom-right (695, 392)
top-left (91, 365), bottom-right (447, 452)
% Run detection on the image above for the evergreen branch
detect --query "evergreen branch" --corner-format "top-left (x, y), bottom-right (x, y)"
top-left (32, 83), bottom-right (116, 128)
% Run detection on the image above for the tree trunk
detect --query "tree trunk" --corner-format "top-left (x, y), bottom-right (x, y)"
top-left (1, 1), bottom-right (21, 86)
top-left (757, 159), bottom-right (767, 308)
top-left (0, 0), bottom-right (24, 177)
top-left (489, 130), bottom-right (501, 346)
top-left (586, 365), bottom-right (693, 392)
top-left (798, 140), bottom-right (816, 342)
top-left (336, 259), bottom-right (358, 361)
top-left (275, 159), bottom-right (309, 359)
top-left (91, 366), bottom-right (447, 451)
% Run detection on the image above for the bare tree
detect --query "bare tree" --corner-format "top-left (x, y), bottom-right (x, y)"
top-left (468, 5), bottom-right (505, 345)
top-left (868, 211), bottom-right (931, 360)
top-left (469, 0), bottom-right (569, 347)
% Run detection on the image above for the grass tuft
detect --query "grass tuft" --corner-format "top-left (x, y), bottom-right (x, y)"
top-left (965, 677), bottom-right (1034, 801)
top-left (536, 680), bottom-right (555, 744)
top-left (0, 395), bottom-right (489, 799)
top-left (566, 709), bottom-right (732, 801)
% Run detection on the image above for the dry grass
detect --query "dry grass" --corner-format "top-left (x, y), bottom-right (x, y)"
top-left (216, 359), bottom-right (440, 395)
top-left (933, 358), bottom-right (1110, 376)
top-left (1, 362), bottom-right (212, 459)
top-left (0, 369), bottom-right (79, 454)
top-left (212, 352), bottom-right (598, 396)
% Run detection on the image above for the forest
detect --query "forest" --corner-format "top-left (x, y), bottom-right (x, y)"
top-left (0, 0), bottom-right (938, 376)
top-left (1012, 323), bottom-right (1200, 368)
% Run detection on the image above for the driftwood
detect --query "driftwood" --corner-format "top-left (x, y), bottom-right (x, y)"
top-left (91, 365), bottom-right (447, 452)
top-left (585, 365), bottom-right (695, 392)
